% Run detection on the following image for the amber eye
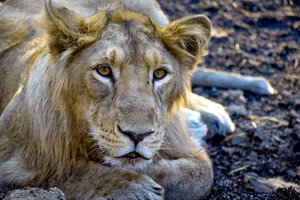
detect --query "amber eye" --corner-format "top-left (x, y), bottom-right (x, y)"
top-left (153, 68), bottom-right (168, 80)
top-left (95, 64), bottom-right (113, 78)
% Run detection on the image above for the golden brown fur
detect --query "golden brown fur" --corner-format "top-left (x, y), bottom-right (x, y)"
top-left (0, 0), bottom-right (213, 199)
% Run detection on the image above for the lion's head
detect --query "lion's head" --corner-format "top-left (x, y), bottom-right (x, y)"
top-left (42, 1), bottom-right (211, 167)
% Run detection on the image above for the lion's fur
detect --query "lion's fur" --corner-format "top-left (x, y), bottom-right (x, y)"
top-left (0, 0), bottom-right (213, 198)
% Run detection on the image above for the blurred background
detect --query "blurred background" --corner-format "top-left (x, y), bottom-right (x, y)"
top-left (157, 0), bottom-right (300, 199)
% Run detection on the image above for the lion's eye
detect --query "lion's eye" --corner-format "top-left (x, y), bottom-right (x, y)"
top-left (95, 64), bottom-right (113, 79)
top-left (153, 68), bottom-right (168, 80)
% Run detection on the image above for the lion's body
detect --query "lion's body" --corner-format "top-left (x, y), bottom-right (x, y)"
top-left (0, 0), bottom-right (215, 199)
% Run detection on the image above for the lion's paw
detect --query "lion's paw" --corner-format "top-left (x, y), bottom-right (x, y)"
top-left (200, 106), bottom-right (235, 139)
top-left (106, 175), bottom-right (164, 200)
top-left (188, 93), bottom-right (235, 140)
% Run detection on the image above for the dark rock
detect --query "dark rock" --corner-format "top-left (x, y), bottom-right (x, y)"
top-left (0, 184), bottom-right (17, 199)
top-left (189, 0), bottom-right (200, 3)
top-left (222, 146), bottom-right (235, 155)
top-left (247, 151), bottom-right (258, 162)
top-left (267, 187), bottom-right (300, 200)
top-left (253, 127), bottom-right (268, 142)
top-left (225, 132), bottom-right (248, 146)
top-left (241, 1), bottom-right (261, 12)
top-left (3, 188), bottom-right (65, 200)
top-left (256, 17), bottom-right (286, 29)
top-left (293, 142), bottom-right (300, 152)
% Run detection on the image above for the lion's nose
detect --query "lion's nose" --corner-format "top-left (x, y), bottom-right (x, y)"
top-left (117, 125), bottom-right (154, 146)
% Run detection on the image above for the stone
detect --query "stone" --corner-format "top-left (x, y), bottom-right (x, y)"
top-left (4, 187), bottom-right (65, 200)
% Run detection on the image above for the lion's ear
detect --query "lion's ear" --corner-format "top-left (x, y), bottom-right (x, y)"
top-left (159, 15), bottom-right (211, 69)
top-left (43, 0), bottom-right (88, 57)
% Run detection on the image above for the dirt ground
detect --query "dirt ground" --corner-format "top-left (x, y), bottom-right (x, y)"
top-left (157, 0), bottom-right (300, 199)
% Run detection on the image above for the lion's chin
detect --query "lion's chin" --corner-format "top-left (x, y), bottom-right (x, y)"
top-left (103, 155), bottom-right (152, 169)
top-left (116, 151), bottom-right (151, 160)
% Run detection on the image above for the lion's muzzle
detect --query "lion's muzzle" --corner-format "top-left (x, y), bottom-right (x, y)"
top-left (117, 125), bottom-right (155, 146)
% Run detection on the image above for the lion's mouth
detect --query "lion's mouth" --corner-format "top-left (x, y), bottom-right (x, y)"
top-left (116, 151), bottom-right (150, 160)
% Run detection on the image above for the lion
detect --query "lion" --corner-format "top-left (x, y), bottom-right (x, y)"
top-left (0, 0), bottom-right (219, 199)
top-left (0, 0), bottom-right (277, 198)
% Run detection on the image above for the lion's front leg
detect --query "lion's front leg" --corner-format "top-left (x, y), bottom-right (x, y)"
top-left (57, 162), bottom-right (164, 200)
top-left (141, 156), bottom-right (213, 200)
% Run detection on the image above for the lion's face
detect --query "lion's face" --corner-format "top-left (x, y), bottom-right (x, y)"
top-left (67, 22), bottom-right (182, 166)
top-left (44, 3), bottom-right (211, 166)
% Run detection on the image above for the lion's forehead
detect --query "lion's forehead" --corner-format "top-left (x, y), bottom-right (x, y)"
top-left (101, 21), bottom-right (158, 46)
top-left (84, 24), bottom-right (169, 69)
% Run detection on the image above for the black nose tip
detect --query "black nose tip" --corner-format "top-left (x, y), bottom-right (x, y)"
top-left (117, 125), bottom-right (154, 146)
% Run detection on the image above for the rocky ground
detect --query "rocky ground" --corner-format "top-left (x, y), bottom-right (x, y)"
top-left (158, 0), bottom-right (300, 199)
top-left (0, 0), bottom-right (300, 199)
